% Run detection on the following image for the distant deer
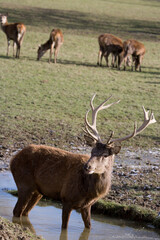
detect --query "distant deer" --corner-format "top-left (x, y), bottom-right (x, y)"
top-left (121, 39), bottom-right (145, 71)
top-left (0, 13), bottom-right (26, 58)
top-left (37, 29), bottom-right (63, 63)
top-left (10, 94), bottom-right (156, 229)
top-left (97, 33), bottom-right (123, 68)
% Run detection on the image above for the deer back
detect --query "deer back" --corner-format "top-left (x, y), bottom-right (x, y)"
top-left (98, 33), bottom-right (123, 53)
top-left (123, 39), bottom-right (145, 56)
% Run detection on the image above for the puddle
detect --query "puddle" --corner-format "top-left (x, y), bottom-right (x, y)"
top-left (0, 171), bottom-right (159, 240)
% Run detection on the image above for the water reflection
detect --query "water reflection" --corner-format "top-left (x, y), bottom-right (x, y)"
top-left (0, 171), bottom-right (160, 240)
top-left (13, 216), bottom-right (91, 240)
top-left (12, 216), bottom-right (36, 234)
top-left (59, 228), bottom-right (90, 240)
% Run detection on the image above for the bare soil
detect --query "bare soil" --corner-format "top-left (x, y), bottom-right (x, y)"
top-left (0, 216), bottom-right (43, 240)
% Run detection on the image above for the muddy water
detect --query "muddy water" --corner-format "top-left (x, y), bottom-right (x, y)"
top-left (0, 171), bottom-right (159, 240)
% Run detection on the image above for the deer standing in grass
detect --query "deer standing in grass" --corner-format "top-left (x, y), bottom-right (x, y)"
top-left (37, 29), bottom-right (63, 63)
top-left (121, 39), bottom-right (145, 71)
top-left (97, 33), bottom-right (123, 68)
top-left (10, 94), bottom-right (156, 229)
top-left (0, 13), bottom-right (26, 58)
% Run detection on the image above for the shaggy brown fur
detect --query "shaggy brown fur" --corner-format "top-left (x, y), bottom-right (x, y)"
top-left (10, 143), bottom-right (120, 229)
top-left (37, 29), bottom-right (63, 63)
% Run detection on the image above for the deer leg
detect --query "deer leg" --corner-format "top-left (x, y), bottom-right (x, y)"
top-left (112, 54), bottom-right (117, 68)
top-left (104, 52), bottom-right (110, 67)
top-left (15, 42), bottom-right (20, 58)
top-left (115, 55), bottom-right (118, 68)
top-left (13, 42), bottom-right (16, 57)
top-left (62, 203), bottom-right (72, 229)
top-left (131, 55), bottom-right (136, 71)
top-left (13, 188), bottom-right (34, 217)
top-left (97, 49), bottom-right (103, 66)
top-left (54, 44), bottom-right (60, 64)
top-left (135, 56), bottom-right (140, 71)
top-left (138, 55), bottom-right (144, 72)
top-left (123, 55), bottom-right (128, 71)
top-left (49, 42), bottom-right (54, 63)
top-left (126, 55), bottom-right (131, 67)
top-left (22, 191), bottom-right (42, 216)
top-left (80, 205), bottom-right (91, 229)
top-left (111, 54), bottom-right (114, 67)
top-left (97, 50), bottom-right (101, 66)
top-left (7, 39), bottom-right (10, 56)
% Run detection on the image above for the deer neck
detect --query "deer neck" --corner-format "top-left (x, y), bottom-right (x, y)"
top-left (1, 21), bottom-right (8, 32)
top-left (83, 165), bottom-right (113, 198)
top-left (42, 38), bottom-right (53, 51)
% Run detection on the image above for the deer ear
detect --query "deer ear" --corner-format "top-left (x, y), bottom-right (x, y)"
top-left (84, 135), bottom-right (96, 147)
top-left (113, 145), bottom-right (121, 155)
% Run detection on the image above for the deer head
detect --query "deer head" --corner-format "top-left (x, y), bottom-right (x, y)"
top-left (37, 45), bottom-right (46, 60)
top-left (83, 94), bottom-right (156, 175)
top-left (0, 13), bottom-right (8, 25)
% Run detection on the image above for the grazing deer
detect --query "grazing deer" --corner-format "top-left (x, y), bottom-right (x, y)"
top-left (97, 33), bottom-right (123, 68)
top-left (37, 29), bottom-right (63, 63)
top-left (10, 94), bottom-right (156, 229)
top-left (0, 13), bottom-right (26, 58)
top-left (122, 39), bottom-right (145, 71)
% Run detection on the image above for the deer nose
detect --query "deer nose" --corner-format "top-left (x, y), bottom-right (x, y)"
top-left (84, 164), bottom-right (91, 171)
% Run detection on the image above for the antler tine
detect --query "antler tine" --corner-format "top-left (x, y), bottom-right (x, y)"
top-left (90, 93), bottom-right (96, 111)
top-left (83, 125), bottom-right (99, 142)
top-left (85, 109), bottom-right (101, 142)
top-left (106, 131), bottom-right (114, 145)
top-left (85, 94), bottom-right (120, 143)
top-left (109, 121), bottom-right (137, 144)
top-left (109, 106), bottom-right (156, 144)
top-left (135, 106), bottom-right (156, 134)
top-left (91, 95), bottom-right (120, 126)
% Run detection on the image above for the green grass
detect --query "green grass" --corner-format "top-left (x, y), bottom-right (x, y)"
top-left (0, 0), bottom-right (160, 149)
top-left (92, 199), bottom-right (160, 228)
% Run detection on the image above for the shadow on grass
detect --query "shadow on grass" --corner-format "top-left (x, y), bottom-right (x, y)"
top-left (36, 58), bottom-right (124, 69)
top-left (0, 55), bottom-right (13, 59)
top-left (59, 59), bottom-right (98, 68)
top-left (0, 5), bottom-right (160, 40)
top-left (0, 54), bottom-right (37, 62)
top-left (145, 81), bottom-right (160, 84)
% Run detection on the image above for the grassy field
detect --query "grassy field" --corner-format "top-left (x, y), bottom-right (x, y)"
top-left (0, 0), bottom-right (160, 150)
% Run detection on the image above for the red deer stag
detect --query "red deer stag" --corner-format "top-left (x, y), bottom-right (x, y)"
top-left (10, 94), bottom-right (156, 229)
top-left (0, 13), bottom-right (26, 58)
top-left (97, 33), bottom-right (123, 68)
top-left (37, 29), bottom-right (63, 63)
top-left (122, 39), bottom-right (145, 71)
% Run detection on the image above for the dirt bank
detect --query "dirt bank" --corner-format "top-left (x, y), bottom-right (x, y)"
top-left (0, 216), bottom-right (44, 239)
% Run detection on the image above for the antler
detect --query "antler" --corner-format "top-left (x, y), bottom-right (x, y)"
top-left (108, 106), bottom-right (156, 144)
top-left (84, 94), bottom-right (120, 142)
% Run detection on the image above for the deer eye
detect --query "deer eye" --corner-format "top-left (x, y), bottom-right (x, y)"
top-left (103, 154), bottom-right (108, 158)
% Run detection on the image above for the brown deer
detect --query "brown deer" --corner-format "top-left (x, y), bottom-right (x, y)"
top-left (10, 94), bottom-right (156, 229)
top-left (122, 39), bottom-right (145, 71)
top-left (97, 33), bottom-right (123, 68)
top-left (37, 29), bottom-right (63, 63)
top-left (0, 13), bottom-right (26, 58)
